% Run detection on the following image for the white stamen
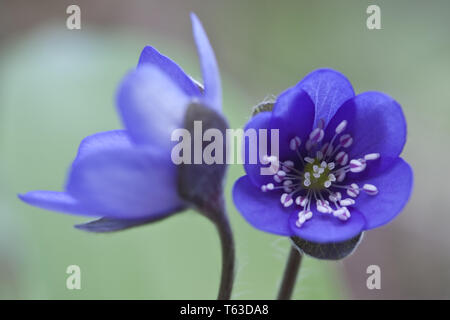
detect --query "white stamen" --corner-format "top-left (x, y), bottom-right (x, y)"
top-left (335, 120), bottom-right (348, 134)
top-left (333, 207), bottom-right (351, 221)
top-left (349, 159), bottom-right (366, 173)
top-left (282, 160), bottom-right (294, 172)
top-left (295, 196), bottom-right (308, 207)
top-left (340, 198), bottom-right (355, 206)
top-left (327, 162), bottom-right (335, 170)
top-left (267, 183), bottom-right (274, 190)
top-left (328, 174), bottom-right (336, 182)
top-left (336, 170), bottom-right (346, 182)
top-left (324, 180), bottom-right (332, 188)
top-left (316, 151), bottom-right (323, 160)
top-left (329, 192), bottom-right (342, 202)
top-left (280, 193), bottom-right (294, 207)
top-left (309, 128), bottom-right (325, 144)
top-left (347, 183), bottom-right (360, 198)
top-left (304, 157), bottom-right (314, 164)
top-left (303, 179), bottom-right (311, 187)
top-left (289, 136), bottom-right (302, 151)
top-left (364, 153), bottom-right (380, 161)
top-left (339, 134), bottom-right (353, 148)
top-left (335, 151), bottom-right (348, 166)
top-left (363, 184), bottom-right (378, 195)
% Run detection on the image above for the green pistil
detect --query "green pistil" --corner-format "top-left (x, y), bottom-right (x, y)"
top-left (303, 159), bottom-right (330, 191)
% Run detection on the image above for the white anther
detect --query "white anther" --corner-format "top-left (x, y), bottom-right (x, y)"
top-left (335, 120), bottom-right (348, 134)
top-left (313, 173), bottom-right (321, 178)
top-left (313, 165), bottom-right (319, 172)
top-left (289, 136), bottom-right (302, 151)
top-left (335, 151), bottom-right (348, 166)
top-left (274, 175), bottom-right (282, 183)
top-left (328, 174), bottom-right (336, 182)
top-left (309, 128), bottom-right (325, 144)
top-left (304, 172), bottom-right (310, 179)
top-left (329, 192), bottom-right (342, 202)
top-left (261, 183), bottom-right (274, 192)
top-left (339, 134), bottom-right (353, 148)
top-left (304, 157), bottom-right (314, 164)
top-left (316, 151), bottom-right (323, 161)
top-left (349, 159), bottom-right (366, 173)
top-left (324, 180), bottom-right (332, 188)
top-left (316, 200), bottom-right (331, 214)
top-left (282, 160), bottom-right (294, 172)
top-left (295, 196), bottom-right (308, 207)
top-left (283, 180), bottom-right (293, 192)
top-left (303, 210), bottom-right (313, 220)
top-left (327, 162), bottom-right (335, 170)
top-left (280, 193), bottom-right (294, 207)
top-left (333, 207), bottom-right (351, 221)
top-left (277, 170), bottom-right (286, 177)
top-left (347, 183), bottom-right (360, 198)
top-left (340, 198), bottom-right (356, 206)
top-left (336, 170), bottom-right (346, 182)
top-left (303, 179), bottom-right (311, 187)
top-left (364, 153), bottom-right (380, 161)
top-left (363, 184), bottom-right (378, 195)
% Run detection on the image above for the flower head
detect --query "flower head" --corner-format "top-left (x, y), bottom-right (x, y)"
top-left (233, 69), bottom-right (413, 256)
top-left (19, 13), bottom-right (222, 231)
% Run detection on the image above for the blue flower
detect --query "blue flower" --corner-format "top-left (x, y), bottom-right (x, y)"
top-left (19, 13), bottom-right (221, 230)
top-left (233, 69), bottom-right (413, 246)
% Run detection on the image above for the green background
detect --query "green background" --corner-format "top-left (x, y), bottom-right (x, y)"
top-left (1, 0), bottom-right (449, 299)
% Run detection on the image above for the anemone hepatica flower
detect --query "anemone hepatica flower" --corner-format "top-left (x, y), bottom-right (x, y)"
top-left (233, 69), bottom-right (413, 259)
top-left (19, 13), bottom-right (222, 231)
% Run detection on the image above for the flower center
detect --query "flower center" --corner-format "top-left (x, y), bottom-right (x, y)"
top-left (302, 159), bottom-right (332, 191)
top-left (260, 119), bottom-right (380, 228)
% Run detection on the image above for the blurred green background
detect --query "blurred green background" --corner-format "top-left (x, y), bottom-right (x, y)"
top-left (1, 0), bottom-right (449, 299)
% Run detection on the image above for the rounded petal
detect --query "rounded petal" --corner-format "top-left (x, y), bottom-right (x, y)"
top-left (66, 145), bottom-right (184, 219)
top-left (354, 157), bottom-right (413, 229)
top-left (296, 68), bottom-right (355, 127)
top-left (233, 175), bottom-right (291, 236)
top-left (271, 87), bottom-right (315, 160)
top-left (242, 111), bottom-right (275, 187)
top-left (116, 65), bottom-right (190, 150)
top-left (289, 208), bottom-right (366, 243)
top-left (74, 130), bottom-right (132, 163)
top-left (138, 46), bottom-right (201, 97)
top-left (190, 13), bottom-right (221, 112)
top-left (18, 191), bottom-right (99, 217)
top-left (325, 91), bottom-right (407, 174)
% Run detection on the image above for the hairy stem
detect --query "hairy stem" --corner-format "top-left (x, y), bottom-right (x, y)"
top-left (214, 212), bottom-right (235, 300)
top-left (277, 246), bottom-right (303, 300)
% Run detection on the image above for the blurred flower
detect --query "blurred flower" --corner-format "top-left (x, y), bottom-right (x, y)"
top-left (19, 13), bottom-right (222, 231)
top-left (233, 69), bottom-right (413, 258)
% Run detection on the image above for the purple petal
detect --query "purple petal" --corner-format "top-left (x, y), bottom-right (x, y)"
top-left (116, 65), bottom-right (190, 149)
top-left (190, 13), bottom-right (221, 112)
top-left (18, 191), bottom-right (100, 217)
top-left (271, 87), bottom-right (315, 160)
top-left (232, 175), bottom-right (291, 236)
top-left (289, 208), bottom-right (366, 243)
top-left (296, 68), bottom-right (355, 127)
top-left (74, 130), bottom-right (132, 163)
top-left (354, 157), bottom-right (413, 229)
top-left (66, 145), bottom-right (184, 219)
top-left (242, 111), bottom-right (275, 187)
top-left (138, 46), bottom-right (201, 97)
top-left (325, 91), bottom-right (406, 175)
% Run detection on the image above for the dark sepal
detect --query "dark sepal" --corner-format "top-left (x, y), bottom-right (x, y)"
top-left (290, 233), bottom-right (364, 260)
top-left (74, 206), bottom-right (185, 233)
top-left (177, 102), bottom-right (229, 220)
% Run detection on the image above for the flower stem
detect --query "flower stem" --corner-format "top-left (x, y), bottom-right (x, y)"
top-left (277, 245), bottom-right (303, 300)
top-left (214, 212), bottom-right (235, 300)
